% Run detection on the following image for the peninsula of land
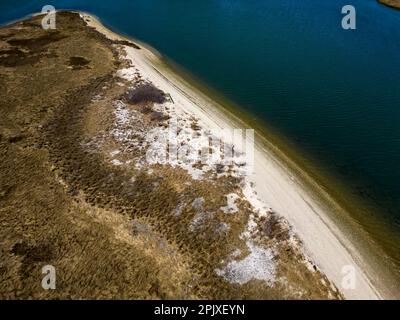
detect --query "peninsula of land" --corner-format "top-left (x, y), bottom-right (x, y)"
top-left (0, 11), bottom-right (397, 299)
top-left (379, 0), bottom-right (400, 10)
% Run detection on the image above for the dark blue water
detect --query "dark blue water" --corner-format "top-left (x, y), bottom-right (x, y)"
top-left (1, 1), bottom-right (400, 252)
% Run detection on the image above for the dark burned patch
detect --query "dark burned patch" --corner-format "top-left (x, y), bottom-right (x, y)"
top-left (69, 56), bottom-right (91, 69)
top-left (125, 84), bottom-right (167, 105)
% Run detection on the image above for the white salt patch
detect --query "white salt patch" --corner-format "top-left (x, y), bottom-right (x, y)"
top-left (240, 213), bottom-right (259, 239)
top-left (135, 162), bottom-right (142, 169)
top-left (189, 211), bottom-right (213, 232)
top-left (110, 101), bottom-right (149, 155)
top-left (111, 159), bottom-right (123, 166)
top-left (242, 181), bottom-right (272, 217)
top-left (91, 94), bottom-right (102, 102)
top-left (216, 241), bottom-right (275, 285)
top-left (189, 212), bottom-right (204, 232)
top-left (214, 222), bottom-right (230, 235)
top-left (114, 101), bottom-right (130, 126)
top-left (141, 109), bottom-right (255, 180)
top-left (189, 198), bottom-right (210, 232)
top-left (172, 202), bottom-right (185, 216)
top-left (110, 149), bottom-right (120, 157)
top-left (94, 46), bottom-right (258, 182)
top-left (231, 249), bottom-right (242, 258)
top-left (192, 197), bottom-right (204, 210)
top-left (220, 193), bottom-right (239, 214)
top-left (117, 67), bottom-right (136, 81)
top-left (114, 46), bottom-right (278, 230)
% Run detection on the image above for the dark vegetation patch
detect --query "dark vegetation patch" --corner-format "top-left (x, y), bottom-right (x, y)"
top-left (0, 185), bottom-right (14, 200)
top-left (0, 48), bottom-right (57, 67)
top-left (0, 31), bottom-right (64, 67)
top-left (7, 32), bottom-right (67, 51)
top-left (125, 84), bottom-right (167, 105)
top-left (113, 39), bottom-right (141, 49)
top-left (69, 56), bottom-right (91, 69)
top-left (11, 242), bottom-right (54, 263)
top-left (150, 111), bottom-right (170, 122)
top-left (8, 134), bottom-right (25, 144)
top-left (11, 242), bottom-right (54, 278)
top-left (0, 48), bottom-right (27, 67)
top-left (215, 164), bottom-right (225, 174)
top-left (258, 215), bottom-right (287, 240)
top-left (191, 120), bottom-right (201, 131)
top-left (139, 105), bottom-right (153, 114)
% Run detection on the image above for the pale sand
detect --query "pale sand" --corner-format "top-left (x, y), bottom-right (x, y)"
top-left (80, 12), bottom-right (384, 299)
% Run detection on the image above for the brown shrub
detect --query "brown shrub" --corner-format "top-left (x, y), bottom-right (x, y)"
top-left (126, 84), bottom-right (167, 105)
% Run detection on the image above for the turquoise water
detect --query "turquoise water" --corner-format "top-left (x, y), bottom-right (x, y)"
top-left (1, 1), bottom-right (400, 259)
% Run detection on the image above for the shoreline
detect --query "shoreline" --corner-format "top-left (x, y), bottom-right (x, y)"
top-left (66, 11), bottom-right (394, 298)
top-left (378, 0), bottom-right (400, 10)
top-left (79, 11), bottom-right (392, 300)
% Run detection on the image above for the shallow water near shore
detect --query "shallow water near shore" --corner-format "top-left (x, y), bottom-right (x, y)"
top-left (1, 0), bottom-right (400, 284)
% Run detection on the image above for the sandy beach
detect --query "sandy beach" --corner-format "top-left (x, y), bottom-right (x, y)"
top-left (79, 12), bottom-right (388, 300)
